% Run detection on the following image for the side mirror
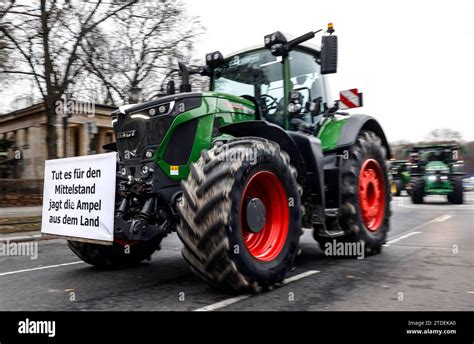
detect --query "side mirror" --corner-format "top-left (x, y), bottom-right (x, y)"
top-left (320, 34), bottom-right (338, 74)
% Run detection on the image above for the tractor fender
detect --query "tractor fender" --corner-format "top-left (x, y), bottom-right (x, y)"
top-left (337, 114), bottom-right (392, 158)
top-left (219, 120), bottom-right (325, 227)
top-left (219, 120), bottom-right (304, 169)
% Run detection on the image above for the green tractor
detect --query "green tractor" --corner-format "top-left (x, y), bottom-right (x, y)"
top-left (68, 24), bottom-right (392, 292)
top-left (408, 144), bottom-right (465, 204)
top-left (389, 159), bottom-right (410, 196)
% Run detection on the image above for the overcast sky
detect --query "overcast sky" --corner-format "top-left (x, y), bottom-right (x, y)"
top-left (185, 0), bottom-right (473, 142)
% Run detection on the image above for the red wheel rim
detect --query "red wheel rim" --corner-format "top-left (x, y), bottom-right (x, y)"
top-left (358, 159), bottom-right (386, 231)
top-left (240, 171), bottom-right (289, 262)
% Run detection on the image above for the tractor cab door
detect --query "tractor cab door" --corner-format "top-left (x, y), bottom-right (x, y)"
top-left (285, 49), bottom-right (326, 132)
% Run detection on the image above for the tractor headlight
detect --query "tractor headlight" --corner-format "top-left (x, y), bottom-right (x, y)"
top-left (428, 175), bottom-right (437, 181)
top-left (264, 31), bottom-right (287, 49)
top-left (440, 176), bottom-right (448, 180)
top-left (205, 51), bottom-right (224, 68)
top-left (120, 167), bottom-right (127, 176)
top-left (141, 165), bottom-right (149, 175)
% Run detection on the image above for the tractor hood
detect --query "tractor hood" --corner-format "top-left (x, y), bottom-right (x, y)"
top-left (111, 93), bottom-right (203, 162)
top-left (110, 91), bottom-right (255, 163)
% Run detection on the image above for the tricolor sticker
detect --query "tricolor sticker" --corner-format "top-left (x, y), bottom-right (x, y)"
top-left (338, 88), bottom-right (363, 109)
top-left (170, 165), bottom-right (179, 176)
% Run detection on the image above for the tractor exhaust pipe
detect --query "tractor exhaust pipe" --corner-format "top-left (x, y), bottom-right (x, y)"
top-left (178, 62), bottom-right (192, 93)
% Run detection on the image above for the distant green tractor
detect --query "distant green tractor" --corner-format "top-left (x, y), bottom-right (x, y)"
top-left (389, 159), bottom-right (410, 196)
top-left (408, 144), bottom-right (465, 204)
top-left (68, 24), bottom-right (392, 292)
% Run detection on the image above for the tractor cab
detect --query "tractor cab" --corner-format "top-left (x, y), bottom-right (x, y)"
top-left (209, 29), bottom-right (336, 133)
top-left (211, 45), bottom-right (326, 131)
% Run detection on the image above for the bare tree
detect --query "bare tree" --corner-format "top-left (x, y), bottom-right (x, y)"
top-left (0, 0), bottom-right (138, 159)
top-left (425, 128), bottom-right (463, 142)
top-left (76, 1), bottom-right (203, 105)
top-left (0, 39), bottom-right (8, 70)
top-left (0, 1), bottom-right (13, 71)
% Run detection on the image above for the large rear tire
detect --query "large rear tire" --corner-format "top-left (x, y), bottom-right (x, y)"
top-left (314, 131), bottom-right (390, 255)
top-left (447, 177), bottom-right (463, 204)
top-left (410, 178), bottom-right (424, 204)
top-left (68, 236), bottom-right (162, 268)
top-left (177, 137), bottom-right (302, 293)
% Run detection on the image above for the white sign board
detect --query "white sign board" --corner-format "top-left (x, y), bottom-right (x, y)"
top-left (41, 152), bottom-right (117, 245)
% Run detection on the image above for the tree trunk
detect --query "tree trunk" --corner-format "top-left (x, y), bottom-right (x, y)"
top-left (40, 0), bottom-right (58, 159)
top-left (45, 95), bottom-right (58, 159)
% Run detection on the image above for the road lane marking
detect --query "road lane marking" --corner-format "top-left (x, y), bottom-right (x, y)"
top-left (194, 295), bottom-right (250, 311)
top-left (434, 214), bottom-right (453, 222)
top-left (0, 261), bottom-right (84, 277)
top-left (385, 212), bottom-right (454, 247)
top-left (385, 232), bottom-right (421, 246)
top-left (194, 270), bottom-right (320, 312)
top-left (282, 270), bottom-right (320, 283)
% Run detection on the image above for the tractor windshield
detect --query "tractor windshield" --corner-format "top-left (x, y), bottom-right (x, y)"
top-left (415, 148), bottom-right (456, 163)
top-left (213, 49), bottom-right (285, 124)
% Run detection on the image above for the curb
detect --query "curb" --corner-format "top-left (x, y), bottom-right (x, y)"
top-left (0, 232), bottom-right (44, 243)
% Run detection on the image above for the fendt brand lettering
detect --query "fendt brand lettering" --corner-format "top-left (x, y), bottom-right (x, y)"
top-left (117, 130), bottom-right (137, 139)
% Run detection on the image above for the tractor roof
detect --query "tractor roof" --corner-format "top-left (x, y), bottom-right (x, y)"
top-left (224, 32), bottom-right (321, 59)
top-left (410, 143), bottom-right (460, 151)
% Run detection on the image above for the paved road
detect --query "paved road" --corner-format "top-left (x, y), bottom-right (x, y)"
top-left (0, 194), bottom-right (473, 311)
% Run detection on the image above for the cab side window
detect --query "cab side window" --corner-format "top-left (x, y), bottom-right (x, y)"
top-left (288, 50), bottom-right (325, 122)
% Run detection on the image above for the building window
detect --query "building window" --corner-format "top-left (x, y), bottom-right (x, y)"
top-left (106, 132), bottom-right (114, 143)
top-left (23, 127), bottom-right (29, 148)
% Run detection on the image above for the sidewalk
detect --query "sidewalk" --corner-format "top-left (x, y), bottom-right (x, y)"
top-left (0, 230), bottom-right (42, 243)
top-left (0, 206), bottom-right (42, 217)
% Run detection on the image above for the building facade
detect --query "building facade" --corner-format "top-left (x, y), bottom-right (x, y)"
top-left (0, 102), bottom-right (116, 179)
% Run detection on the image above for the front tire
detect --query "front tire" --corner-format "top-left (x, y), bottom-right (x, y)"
top-left (391, 180), bottom-right (402, 196)
top-left (447, 177), bottom-right (463, 204)
top-left (177, 137), bottom-right (302, 292)
top-left (410, 178), bottom-right (424, 204)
